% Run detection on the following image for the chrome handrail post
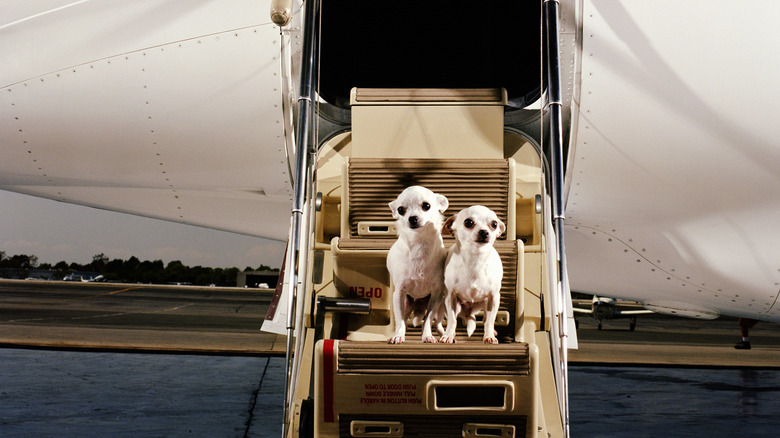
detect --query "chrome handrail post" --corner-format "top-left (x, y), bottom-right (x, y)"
top-left (282, 0), bottom-right (321, 436)
top-left (544, 0), bottom-right (571, 436)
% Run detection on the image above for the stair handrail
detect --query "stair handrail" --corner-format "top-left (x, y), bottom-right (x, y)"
top-left (544, 1), bottom-right (571, 437)
top-left (281, 0), bottom-right (321, 436)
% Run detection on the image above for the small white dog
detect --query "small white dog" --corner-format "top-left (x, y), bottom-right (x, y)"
top-left (386, 185), bottom-right (449, 344)
top-left (440, 205), bottom-right (505, 344)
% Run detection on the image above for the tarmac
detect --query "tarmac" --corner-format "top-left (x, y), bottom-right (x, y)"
top-left (0, 279), bottom-right (285, 355)
top-left (570, 308), bottom-right (780, 369)
top-left (0, 280), bottom-right (286, 437)
top-left (2, 280), bottom-right (780, 437)
top-left (0, 347), bottom-right (286, 437)
top-left (2, 280), bottom-right (779, 367)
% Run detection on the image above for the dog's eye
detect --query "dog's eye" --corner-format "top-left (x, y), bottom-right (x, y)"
top-left (397, 206), bottom-right (406, 216)
top-left (421, 202), bottom-right (431, 211)
top-left (490, 220), bottom-right (498, 230)
top-left (464, 218), bottom-right (475, 229)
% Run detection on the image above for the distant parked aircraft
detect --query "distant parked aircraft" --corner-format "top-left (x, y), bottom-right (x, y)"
top-left (573, 296), bottom-right (655, 331)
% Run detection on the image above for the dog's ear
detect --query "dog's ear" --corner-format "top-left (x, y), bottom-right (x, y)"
top-left (442, 215), bottom-right (457, 236)
top-left (496, 217), bottom-right (506, 236)
top-left (389, 200), bottom-right (399, 219)
top-left (436, 194), bottom-right (449, 213)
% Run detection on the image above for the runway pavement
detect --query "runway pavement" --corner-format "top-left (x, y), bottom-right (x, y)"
top-left (0, 279), bottom-right (285, 354)
top-left (571, 311), bottom-right (780, 368)
top-left (2, 279), bottom-right (779, 367)
top-left (0, 348), bottom-right (285, 437)
top-left (3, 280), bottom-right (779, 437)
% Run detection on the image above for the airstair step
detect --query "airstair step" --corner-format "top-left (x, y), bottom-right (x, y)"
top-left (337, 341), bottom-right (530, 375)
top-left (339, 414), bottom-right (527, 438)
top-left (347, 158), bottom-right (510, 239)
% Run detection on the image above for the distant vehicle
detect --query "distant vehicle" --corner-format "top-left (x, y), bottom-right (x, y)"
top-left (258, 283), bottom-right (270, 289)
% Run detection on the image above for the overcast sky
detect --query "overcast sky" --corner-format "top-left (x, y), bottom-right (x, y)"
top-left (0, 190), bottom-right (286, 270)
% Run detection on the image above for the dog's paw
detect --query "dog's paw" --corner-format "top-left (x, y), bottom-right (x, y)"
top-left (422, 335), bottom-right (438, 343)
top-left (483, 336), bottom-right (499, 344)
top-left (439, 335), bottom-right (457, 344)
top-left (388, 335), bottom-right (405, 344)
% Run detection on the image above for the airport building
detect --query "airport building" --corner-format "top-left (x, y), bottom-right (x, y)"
top-left (236, 270), bottom-right (279, 289)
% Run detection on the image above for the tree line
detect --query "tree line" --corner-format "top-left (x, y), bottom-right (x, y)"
top-left (0, 251), bottom-right (278, 287)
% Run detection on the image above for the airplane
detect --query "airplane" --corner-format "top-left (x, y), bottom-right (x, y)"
top-left (3, 1), bottom-right (780, 437)
top-left (62, 272), bottom-right (104, 282)
top-left (572, 295), bottom-right (655, 331)
top-left (85, 274), bottom-right (106, 282)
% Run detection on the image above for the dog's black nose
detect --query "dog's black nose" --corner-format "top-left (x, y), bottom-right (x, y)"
top-left (477, 229), bottom-right (489, 241)
top-left (408, 216), bottom-right (419, 228)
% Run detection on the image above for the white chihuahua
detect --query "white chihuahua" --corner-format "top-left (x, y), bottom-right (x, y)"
top-left (386, 185), bottom-right (449, 344)
top-left (440, 205), bottom-right (505, 344)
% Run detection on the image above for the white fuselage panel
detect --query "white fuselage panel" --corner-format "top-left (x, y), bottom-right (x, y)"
top-left (567, 1), bottom-right (780, 320)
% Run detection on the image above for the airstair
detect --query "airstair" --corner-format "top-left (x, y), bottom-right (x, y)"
top-left (280, 88), bottom-right (566, 437)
